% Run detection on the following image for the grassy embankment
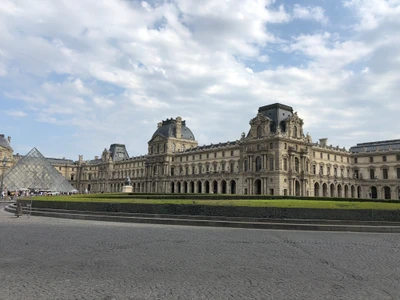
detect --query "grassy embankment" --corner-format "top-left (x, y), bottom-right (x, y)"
top-left (30, 194), bottom-right (400, 210)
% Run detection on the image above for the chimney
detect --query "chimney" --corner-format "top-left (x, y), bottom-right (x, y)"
top-left (157, 122), bottom-right (162, 128)
top-left (319, 138), bottom-right (328, 147)
top-left (95, 156), bottom-right (99, 160)
top-left (7, 136), bottom-right (11, 143)
top-left (176, 116), bottom-right (182, 139)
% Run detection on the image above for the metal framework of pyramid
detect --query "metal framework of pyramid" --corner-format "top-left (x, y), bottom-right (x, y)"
top-left (3, 147), bottom-right (75, 192)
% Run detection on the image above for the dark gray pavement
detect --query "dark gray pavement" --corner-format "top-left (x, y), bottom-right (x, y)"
top-left (0, 204), bottom-right (399, 300)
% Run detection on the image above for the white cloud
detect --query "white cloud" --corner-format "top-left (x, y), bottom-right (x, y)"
top-left (5, 110), bottom-right (27, 117)
top-left (93, 97), bottom-right (115, 109)
top-left (344, 0), bottom-right (400, 31)
top-left (292, 4), bottom-right (328, 25)
top-left (0, 0), bottom-right (400, 157)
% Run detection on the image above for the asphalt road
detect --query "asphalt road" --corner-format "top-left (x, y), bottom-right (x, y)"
top-left (0, 204), bottom-right (399, 300)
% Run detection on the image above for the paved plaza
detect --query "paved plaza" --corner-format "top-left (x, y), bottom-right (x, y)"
top-left (0, 205), bottom-right (399, 300)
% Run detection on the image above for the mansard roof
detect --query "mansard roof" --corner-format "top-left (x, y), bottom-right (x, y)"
top-left (350, 139), bottom-right (400, 153)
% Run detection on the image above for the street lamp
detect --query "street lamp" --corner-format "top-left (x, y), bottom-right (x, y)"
top-left (1, 157), bottom-right (8, 199)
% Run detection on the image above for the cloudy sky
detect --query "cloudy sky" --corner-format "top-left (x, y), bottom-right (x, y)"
top-left (1, 0), bottom-right (399, 160)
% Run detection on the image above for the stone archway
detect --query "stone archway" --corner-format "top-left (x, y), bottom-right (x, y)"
top-left (177, 181), bottom-right (181, 193)
top-left (254, 179), bottom-right (262, 195)
top-left (344, 185), bottom-right (349, 198)
top-left (221, 180), bottom-right (227, 194)
top-left (383, 186), bottom-right (391, 200)
top-left (197, 181), bottom-right (202, 194)
top-left (230, 180), bottom-right (236, 194)
top-left (322, 183), bottom-right (328, 197)
top-left (314, 182), bottom-right (320, 197)
top-left (205, 181), bottom-right (210, 194)
top-left (171, 182), bottom-right (175, 193)
top-left (330, 184), bottom-right (335, 197)
top-left (212, 180), bottom-right (218, 194)
top-left (295, 180), bottom-right (301, 196)
top-left (337, 184), bottom-right (342, 198)
top-left (371, 186), bottom-right (377, 199)
top-left (190, 181), bottom-right (195, 193)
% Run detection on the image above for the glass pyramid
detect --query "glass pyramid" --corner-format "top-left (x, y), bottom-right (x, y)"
top-left (3, 147), bottom-right (75, 192)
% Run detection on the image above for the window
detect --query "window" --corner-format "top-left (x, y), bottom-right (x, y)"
top-left (214, 152), bottom-right (217, 158)
top-left (230, 150), bottom-right (234, 156)
top-left (221, 162), bottom-right (225, 171)
top-left (397, 168), bottom-right (400, 179)
top-left (313, 165), bottom-right (316, 174)
top-left (284, 158), bottom-right (288, 171)
top-left (257, 126), bottom-right (262, 138)
top-left (369, 157), bottom-right (373, 163)
top-left (270, 143), bottom-right (273, 149)
top-left (186, 156), bottom-right (188, 161)
top-left (71, 174), bottom-right (75, 180)
top-left (327, 167), bottom-right (330, 175)
top-left (269, 158), bottom-right (274, 171)
top-left (207, 153), bottom-right (209, 159)
top-left (327, 154), bottom-right (330, 160)
top-left (244, 160), bottom-right (248, 172)
top-left (370, 169), bottom-right (375, 180)
top-left (255, 157), bottom-right (262, 172)
top-left (383, 155), bottom-right (387, 162)
top-left (230, 162), bottom-right (234, 173)
top-left (295, 157), bottom-right (299, 172)
top-left (313, 151), bottom-right (315, 157)
top-left (180, 157), bottom-right (182, 162)
top-left (354, 170), bottom-right (359, 179)
top-left (320, 153), bottom-right (323, 159)
top-left (171, 168), bottom-right (174, 176)
top-left (397, 155), bottom-right (400, 161)
top-left (192, 155), bottom-right (195, 160)
top-left (383, 168), bottom-right (388, 179)
top-left (199, 154), bottom-right (202, 159)
top-left (334, 155), bottom-right (337, 161)
top-left (319, 165), bottom-right (323, 175)
top-left (185, 166), bottom-right (189, 175)
top-left (222, 151), bottom-right (225, 158)
top-left (284, 143), bottom-right (287, 150)
top-left (334, 167), bottom-right (337, 177)
top-left (354, 158), bottom-right (358, 163)
top-left (293, 126), bottom-right (298, 138)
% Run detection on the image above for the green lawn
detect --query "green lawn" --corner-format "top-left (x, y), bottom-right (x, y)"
top-left (29, 195), bottom-right (400, 210)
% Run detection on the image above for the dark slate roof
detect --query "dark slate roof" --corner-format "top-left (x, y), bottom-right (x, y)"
top-left (0, 134), bottom-right (12, 150)
top-left (183, 141), bottom-right (239, 152)
top-left (152, 118), bottom-right (195, 140)
top-left (46, 157), bottom-right (75, 165)
top-left (350, 139), bottom-right (400, 153)
top-left (109, 144), bottom-right (129, 161)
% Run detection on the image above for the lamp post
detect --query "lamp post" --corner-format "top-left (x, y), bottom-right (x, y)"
top-left (1, 157), bottom-right (8, 199)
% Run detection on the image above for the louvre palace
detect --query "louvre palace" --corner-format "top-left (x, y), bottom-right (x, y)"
top-left (1, 103), bottom-right (400, 199)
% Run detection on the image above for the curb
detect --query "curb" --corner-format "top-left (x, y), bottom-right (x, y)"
top-left (4, 205), bottom-right (400, 233)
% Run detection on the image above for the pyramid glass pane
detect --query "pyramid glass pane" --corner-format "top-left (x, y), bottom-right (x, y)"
top-left (3, 147), bottom-right (75, 192)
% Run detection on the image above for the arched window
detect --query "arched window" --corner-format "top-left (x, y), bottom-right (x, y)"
top-left (257, 126), bottom-right (262, 138)
top-left (255, 156), bottom-right (262, 172)
top-left (244, 159), bottom-right (248, 172)
top-left (294, 126), bottom-right (298, 138)
top-left (295, 157), bottom-right (299, 172)
top-left (283, 158), bottom-right (288, 171)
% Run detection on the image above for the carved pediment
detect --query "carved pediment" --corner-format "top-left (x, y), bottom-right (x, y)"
top-left (286, 112), bottom-right (304, 125)
top-left (249, 113), bottom-right (270, 125)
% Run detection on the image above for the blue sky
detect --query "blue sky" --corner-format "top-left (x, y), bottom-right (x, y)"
top-left (1, 0), bottom-right (400, 160)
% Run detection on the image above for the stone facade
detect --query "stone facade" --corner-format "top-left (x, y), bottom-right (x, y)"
top-left (2, 103), bottom-right (400, 199)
